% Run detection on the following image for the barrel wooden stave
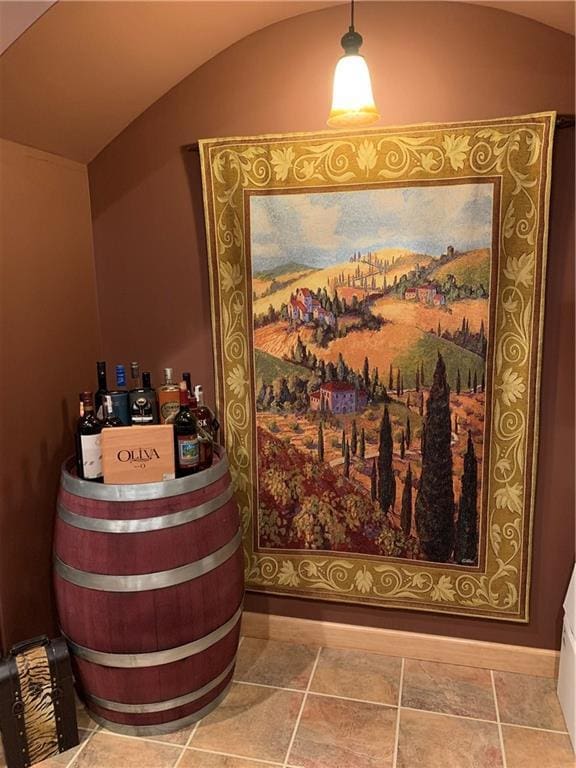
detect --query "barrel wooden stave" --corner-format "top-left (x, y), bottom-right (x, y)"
top-left (86, 672), bottom-right (233, 727)
top-left (57, 469), bottom-right (231, 521)
top-left (54, 497), bottom-right (239, 575)
top-left (71, 626), bottom-right (240, 704)
top-left (54, 554), bottom-right (243, 652)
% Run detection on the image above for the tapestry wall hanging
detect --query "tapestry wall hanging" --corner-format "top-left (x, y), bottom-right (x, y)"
top-left (200, 112), bottom-right (555, 621)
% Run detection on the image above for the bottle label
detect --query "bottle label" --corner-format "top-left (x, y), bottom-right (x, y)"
top-left (80, 434), bottom-right (102, 479)
top-left (177, 436), bottom-right (199, 468)
top-left (160, 401), bottom-right (180, 424)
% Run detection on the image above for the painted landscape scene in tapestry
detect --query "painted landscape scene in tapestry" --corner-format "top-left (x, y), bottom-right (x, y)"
top-left (250, 183), bottom-right (493, 565)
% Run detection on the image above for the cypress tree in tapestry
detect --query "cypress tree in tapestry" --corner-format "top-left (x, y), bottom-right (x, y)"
top-left (400, 430), bottom-right (405, 460)
top-left (359, 428), bottom-right (366, 460)
top-left (406, 417), bottom-right (411, 449)
top-left (481, 370), bottom-right (485, 393)
top-left (363, 356), bottom-right (370, 391)
top-left (401, 464), bottom-right (413, 537)
top-left (389, 364), bottom-right (394, 391)
top-left (378, 407), bottom-right (394, 515)
top-left (415, 353), bottom-right (455, 562)
top-left (467, 368), bottom-right (472, 391)
top-left (370, 458), bottom-right (377, 501)
top-left (473, 370), bottom-right (478, 393)
top-left (420, 359), bottom-right (425, 386)
top-left (341, 428), bottom-right (346, 457)
top-left (351, 420), bottom-right (358, 456)
top-left (455, 430), bottom-right (478, 564)
top-left (344, 440), bottom-right (350, 479)
top-left (415, 368), bottom-right (420, 392)
top-left (317, 421), bottom-right (324, 462)
top-left (456, 368), bottom-right (461, 395)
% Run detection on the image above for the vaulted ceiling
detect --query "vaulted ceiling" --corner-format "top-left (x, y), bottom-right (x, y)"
top-left (0, 1), bottom-right (574, 163)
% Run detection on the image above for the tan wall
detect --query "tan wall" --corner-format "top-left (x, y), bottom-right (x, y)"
top-left (89, 2), bottom-right (575, 649)
top-left (0, 139), bottom-right (102, 650)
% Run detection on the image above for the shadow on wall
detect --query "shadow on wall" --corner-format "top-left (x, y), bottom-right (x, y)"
top-left (1, 398), bottom-right (75, 651)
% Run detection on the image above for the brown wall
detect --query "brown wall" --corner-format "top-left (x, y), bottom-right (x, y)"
top-left (89, 3), bottom-right (575, 649)
top-left (0, 139), bottom-right (102, 650)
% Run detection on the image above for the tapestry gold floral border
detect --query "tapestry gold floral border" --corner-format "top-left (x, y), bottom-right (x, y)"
top-left (199, 112), bottom-right (555, 621)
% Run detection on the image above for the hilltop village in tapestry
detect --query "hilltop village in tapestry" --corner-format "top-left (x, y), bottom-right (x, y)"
top-left (250, 183), bottom-right (493, 565)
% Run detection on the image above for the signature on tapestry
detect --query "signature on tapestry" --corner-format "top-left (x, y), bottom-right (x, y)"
top-left (251, 182), bottom-right (493, 565)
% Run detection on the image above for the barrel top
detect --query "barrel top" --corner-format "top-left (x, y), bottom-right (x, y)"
top-left (62, 446), bottom-right (230, 501)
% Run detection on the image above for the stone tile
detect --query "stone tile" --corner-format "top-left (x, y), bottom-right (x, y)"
top-left (69, 730), bottom-right (180, 767)
top-left (503, 725), bottom-right (575, 768)
top-left (191, 683), bottom-right (303, 763)
top-left (180, 751), bottom-right (280, 767)
top-left (310, 648), bottom-right (401, 705)
top-left (234, 638), bottom-right (318, 690)
top-left (289, 693), bottom-right (396, 768)
top-left (402, 659), bottom-right (496, 719)
top-left (75, 701), bottom-right (99, 731)
top-left (494, 671), bottom-right (568, 731)
top-left (397, 709), bottom-right (503, 768)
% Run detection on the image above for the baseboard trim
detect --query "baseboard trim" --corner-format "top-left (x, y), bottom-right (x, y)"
top-left (241, 612), bottom-right (559, 678)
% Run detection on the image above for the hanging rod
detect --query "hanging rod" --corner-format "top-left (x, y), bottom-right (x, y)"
top-left (184, 114), bottom-right (574, 153)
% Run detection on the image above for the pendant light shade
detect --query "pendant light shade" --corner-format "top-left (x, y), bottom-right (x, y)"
top-left (327, 2), bottom-right (380, 128)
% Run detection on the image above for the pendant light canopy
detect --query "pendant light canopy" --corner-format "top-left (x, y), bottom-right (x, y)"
top-left (327, 0), bottom-right (380, 128)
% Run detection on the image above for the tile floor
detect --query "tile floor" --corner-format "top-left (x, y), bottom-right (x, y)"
top-left (1, 637), bottom-right (573, 768)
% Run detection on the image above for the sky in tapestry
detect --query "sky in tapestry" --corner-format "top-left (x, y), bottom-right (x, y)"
top-left (250, 183), bottom-right (494, 273)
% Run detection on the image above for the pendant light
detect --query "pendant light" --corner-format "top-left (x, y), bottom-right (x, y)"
top-left (327, 0), bottom-right (380, 128)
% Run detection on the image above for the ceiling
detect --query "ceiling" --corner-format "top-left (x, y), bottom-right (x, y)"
top-left (0, 1), bottom-right (574, 164)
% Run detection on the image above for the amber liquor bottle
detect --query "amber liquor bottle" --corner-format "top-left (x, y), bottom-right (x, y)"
top-left (157, 367), bottom-right (180, 424)
top-left (173, 382), bottom-right (199, 477)
top-left (75, 391), bottom-right (103, 481)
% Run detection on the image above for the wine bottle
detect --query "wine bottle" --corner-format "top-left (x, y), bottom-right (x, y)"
top-left (75, 391), bottom-right (103, 481)
top-left (102, 394), bottom-right (123, 428)
top-left (157, 367), bottom-right (180, 424)
top-left (182, 371), bottom-right (198, 408)
top-left (130, 371), bottom-right (159, 425)
top-left (108, 365), bottom-right (130, 425)
top-left (95, 361), bottom-right (108, 420)
top-left (173, 381), bottom-right (199, 477)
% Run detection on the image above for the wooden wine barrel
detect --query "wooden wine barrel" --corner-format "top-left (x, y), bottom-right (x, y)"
top-left (53, 447), bottom-right (244, 736)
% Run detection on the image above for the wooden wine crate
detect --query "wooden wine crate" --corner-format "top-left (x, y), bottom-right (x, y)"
top-left (101, 426), bottom-right (175, 484)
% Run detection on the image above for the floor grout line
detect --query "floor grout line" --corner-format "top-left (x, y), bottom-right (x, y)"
top-left (181, 744), bottom-right (285, 766)
top-left (498, 721), bottom-right (570, 736)
top-left (400, 705), bottom-right (499, 726)
top-left (172, 721), bottom-right (201, 768)
top-left (65, 727), bottom-right (97, 768)
top-left (282, 647), bottom-right (322, 768)
top-left (234, 679), bottom-right (305, 694)
top-left (392, 658), bottom-right (405, 768)
top-left (491, 670), bottom-right (508, 768)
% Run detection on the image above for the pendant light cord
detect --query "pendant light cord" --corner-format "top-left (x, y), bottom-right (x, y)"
top-left (350, 0), bottom-right (355, 31)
